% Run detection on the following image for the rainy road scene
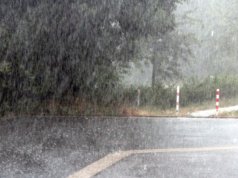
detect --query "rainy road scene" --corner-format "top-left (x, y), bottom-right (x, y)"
top-left (1, 0), bottom-right (238, 178)
top-left (2, 117), bottom-right (238, 178)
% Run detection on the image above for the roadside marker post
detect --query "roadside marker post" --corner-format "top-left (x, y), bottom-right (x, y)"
top-left (216, 89), bottom-right (220, 115)
top-left (137, 89), bottom-right (141, 107)
top-left (176, 86), bottom-right (180, 113)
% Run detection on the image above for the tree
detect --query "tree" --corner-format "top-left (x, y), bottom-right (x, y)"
top-left (137, 3), bottom-right (193, 88)
top-left (0, 0), bottom-right (183, 114)
top-left (176, 0), bottom-right (238, 78)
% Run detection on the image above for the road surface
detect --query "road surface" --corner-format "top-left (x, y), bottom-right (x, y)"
top-left (1, 116), bottom-right (238, 178)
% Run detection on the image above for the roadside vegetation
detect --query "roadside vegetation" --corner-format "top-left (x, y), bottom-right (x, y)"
top-left (1, 1), bottom-right (238, 118)
top-left (2, 75), bottom-right (238, 117)
top-left (220, 111), bottom-right (238, 117)
top-left (0, 0), bottom-right (186, 117)
top-left (120, 75), bottom-right (238, 117)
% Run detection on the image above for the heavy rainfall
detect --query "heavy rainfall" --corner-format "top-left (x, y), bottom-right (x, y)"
top-left (1, 0), bottom-right (238, 178)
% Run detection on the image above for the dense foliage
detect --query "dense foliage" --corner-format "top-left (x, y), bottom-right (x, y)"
top-left (0, 0), bottom-right (183, 115)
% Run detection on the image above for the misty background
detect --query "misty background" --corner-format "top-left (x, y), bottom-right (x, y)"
top-left (124, 0), bottom-right (238, 86)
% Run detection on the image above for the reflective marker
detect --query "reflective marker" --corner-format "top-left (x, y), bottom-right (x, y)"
top-left (216, 89), bottom-right (220, 115)
top-left (176, 86), bottom-right (180, 112)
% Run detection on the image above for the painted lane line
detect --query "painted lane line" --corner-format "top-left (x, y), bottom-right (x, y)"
top-left (67, 151), bottom-right (132, 178)
top-left (132, 146), bottom-right (238, 154)
top-left (67, 146), bottom-right (238, 178)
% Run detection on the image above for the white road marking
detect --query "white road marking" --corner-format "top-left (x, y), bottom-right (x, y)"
top-left (67, 146), bottom-right (238, 178)
top-left (67, 151), bottom-right (133, 178)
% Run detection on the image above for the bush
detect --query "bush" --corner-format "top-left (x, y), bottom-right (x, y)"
top-left (180, 75), bottom-right (238, 106)
top-left (121, 75), bottom-right (238, 110)
top-left (120, 84), bottom-right (176, 109)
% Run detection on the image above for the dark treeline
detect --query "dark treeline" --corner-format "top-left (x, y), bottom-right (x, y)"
top-left (0, 0), bottom-right (182, 115)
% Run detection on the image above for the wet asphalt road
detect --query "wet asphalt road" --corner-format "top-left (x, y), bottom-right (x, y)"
top-left (95, 150), bottom-right (238, 178)
top-left (1, 117), bottom-right (238, 178)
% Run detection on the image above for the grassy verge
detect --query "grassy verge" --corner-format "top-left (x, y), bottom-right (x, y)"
top-left (2, 96), bottom-right (238, 118)
top-left (123, 96), bottom-right (238, 117)
top-left (219, 111), bottom-right (238, 117)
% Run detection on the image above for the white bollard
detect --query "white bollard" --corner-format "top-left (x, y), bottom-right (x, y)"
top-left (176, 86), bottom-right (180, 112)
top-left (216, 89), bottom-right (220, 115)
top-left (137, 89), bottom-right (141, 107)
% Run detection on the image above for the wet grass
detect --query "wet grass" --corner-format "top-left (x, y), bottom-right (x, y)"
top-left (1, 96), bottom-right (238, 119)
top-left (219, 111), bottom-right (238, 117)
top-left (125, 96), bottom-right (238, 117)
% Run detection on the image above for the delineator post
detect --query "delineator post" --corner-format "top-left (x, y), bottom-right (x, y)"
top-left (176, 86), bottom-right (180, 112)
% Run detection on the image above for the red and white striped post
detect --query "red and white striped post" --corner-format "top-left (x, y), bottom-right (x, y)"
top-left (176, 86), bottom-right (180, 112)
top-left (216, 89), bottom-right (220, 115)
